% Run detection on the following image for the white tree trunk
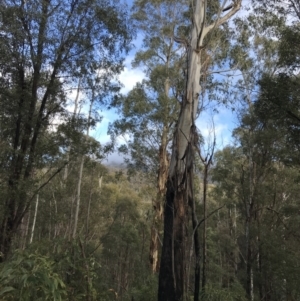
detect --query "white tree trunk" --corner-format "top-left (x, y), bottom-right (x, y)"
top-left (30, 194), bottom-right (39, 244)
top-left (158, 1), bottom-right (242, 300)
top-left (72, 94), bottom-right (94, 239)
top-left (73, 155), bottom-right (84, 239)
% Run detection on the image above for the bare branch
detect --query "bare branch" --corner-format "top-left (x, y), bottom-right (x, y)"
top-left (30, 162), bottom-right (68, 202)
top-left (194, 204), bottom-right (226, 232)
top-left (223, 4), bottom-right (233, 12)
top-left (203, 0), bottom-right (242, 37)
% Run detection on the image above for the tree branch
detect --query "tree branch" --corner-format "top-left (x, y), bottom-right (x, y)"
top-left (194, 204), bottom-right (225, 232)
top-left (203, 0), bottom-right (242, 38)
top-left (30, 162), bottom-right (68, 202)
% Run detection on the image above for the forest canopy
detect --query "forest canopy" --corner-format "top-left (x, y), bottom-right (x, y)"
top-left (0, 0), bottom-right (300, 301)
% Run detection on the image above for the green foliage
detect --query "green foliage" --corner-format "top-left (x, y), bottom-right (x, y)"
top-left (1, 0), bottom-right (300, 300)
top-left (202, 281), bottom-right (247, 301)
top-left (255, 74), bottom-right (300, 165)
top-left (130, 274), bottom-right (158, 301)
top-left (0, 250), bottom-right (66, 301)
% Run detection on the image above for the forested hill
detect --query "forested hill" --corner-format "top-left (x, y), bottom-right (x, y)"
top-left (1, 0), bottom-right (300, 300)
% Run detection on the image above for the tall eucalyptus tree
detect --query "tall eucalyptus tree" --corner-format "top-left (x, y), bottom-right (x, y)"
top-left (111, 0), bottom-right (186, 273)
top-left (0, 0), bottom-right (132, 258)
top-left (158, 1), bottom-right (242, 300)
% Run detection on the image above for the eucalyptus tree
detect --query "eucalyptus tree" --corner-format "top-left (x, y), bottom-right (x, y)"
top-left (216, 8), bottom-right (295, 297)
top-left (229, 5), bottom-right (300, 297)
top-left (209, 8), bottom-right (300, 295)
top-left (157, 1), bottom-right (242, 300)
top-left (251, 0), bottom-right (300, 166)
top-left (212, 105), bottom-right (300, 300)
top-left (0, 0), bottom-right (132, 258)
top-left (110, 0), bottom-right (187, 273)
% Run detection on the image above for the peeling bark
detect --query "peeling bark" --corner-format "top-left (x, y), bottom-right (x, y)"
top-left (158, 1), bottom-right (242, 300)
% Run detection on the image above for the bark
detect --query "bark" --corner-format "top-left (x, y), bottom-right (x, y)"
top-left (199, 139), bottom-right (214, 298)
top-left (30, 194), bottom-right (39, 244)
top-left (73, 88), bottom-right (93, 239)
top-left (246, 237), bottom-right (254, 301)
top-left (245, 169), bottom-right (255, 301)
top-left (158, 1), bottom-right (241, 300)
top-left (149, 122), bottom-right (169, 273)
top-left (149, 74), bottom-right (171, 273)
top-left (202, 158), bottom-right (215, 295)
top-left (246, 137), bottom-right (255, 301)
top-left (245, 190), bottom-right (255, 301)
top-left (258, 237), bottom-right (263, 301)
top-left (25, 207), bottom-right (31, 246)
top-left (158, 0), bottom-right (206, 297)
top-left (201, 164), bottom-right (209, 296)
top-left (189, 174), bottom-right (201, 301)
top-left (73, 155), bottom-right (85, 239)
top-left (53, 192), bottom-right (58, 238)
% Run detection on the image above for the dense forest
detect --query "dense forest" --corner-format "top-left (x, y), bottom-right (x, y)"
top-left (0, 0), bottom-right (300, 300)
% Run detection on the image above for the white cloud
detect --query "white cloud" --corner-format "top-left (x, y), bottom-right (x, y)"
top-left (119, 66), bottom-right (144, 94)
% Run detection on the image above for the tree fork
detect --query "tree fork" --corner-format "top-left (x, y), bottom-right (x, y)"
top-left (158, 1), bottom-right (242, 300)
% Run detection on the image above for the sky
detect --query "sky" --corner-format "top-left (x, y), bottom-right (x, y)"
top-left (89, 0), bottom-right (248, 164)
top-left (94, 56), bottom-right (238, 164)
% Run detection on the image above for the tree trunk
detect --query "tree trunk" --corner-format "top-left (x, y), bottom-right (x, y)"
top-left (73, 89), bottom-right (94, 239)
top-left (158, 0), bottom-right (206, 298)
top-left (30, 194), bottom-right (39, 244)
top-left (189, 173), bottom-right (201, 301)
top-left (150, 123), bottom-right (169, 273)
top-left (158, 1), bottom-right (241, 300)
top-left (73, 155), bottom-right (85, 239)
top-left (150, 75), bottom-right (170, 273)
top-left (201, 164), bottom-right (209, 297)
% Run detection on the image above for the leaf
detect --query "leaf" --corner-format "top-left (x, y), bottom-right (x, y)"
top-left (0, 286), bottom-right (15, 296)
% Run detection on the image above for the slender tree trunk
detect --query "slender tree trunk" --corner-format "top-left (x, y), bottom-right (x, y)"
top-left (246, 199), bottom-right (254, 301)
top-left (73, 156), bottom-right (85, 239)
top-left (53, 192), bottom-right (58, 238)
top-left (73, 90), bottom-right (94, 239)
top-left (49, 199), bottom-right (52, 240)
top-left (201, 165), bottom-right (209, 297)
top-left (189, 175), bottom-right (201, 301)
top-left (30, 194), bottom-right (39, 244)
top-left (150, 75), bottom-right (170, 273)
top-left (150, 123), bottom-right (169, 273)
top-left (246, 239), bottom-right (254, 301)
top-left (86, 174), bottom-right (99, 240)
top-left (25, 206), bottom-right (31, 246)
top-left (233, 205), bottom-right (238, 275)
top-left (71, 79), bottom-right (82, 239)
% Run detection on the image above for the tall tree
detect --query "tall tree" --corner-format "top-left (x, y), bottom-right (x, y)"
top-left (0, 0), bottom-right (132, 259)
top-left (158, 1), bottom-right (242, 300)
top-left (111, 0), bottom-right (186, 273)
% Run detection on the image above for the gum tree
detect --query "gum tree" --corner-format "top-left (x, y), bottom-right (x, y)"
top-left (0, 0), bottom-right (132, 259)
top-left (158, 1), bottom-right (242, 300)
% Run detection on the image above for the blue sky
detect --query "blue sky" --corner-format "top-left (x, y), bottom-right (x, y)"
top-left (90, 0), bottom-right (248, 164)
top-left (93, 58), bottom-right (238, 164)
